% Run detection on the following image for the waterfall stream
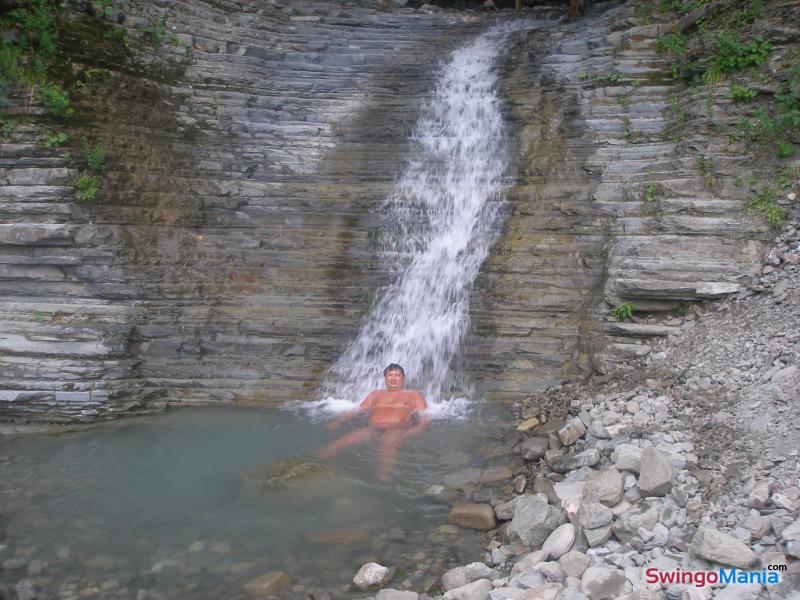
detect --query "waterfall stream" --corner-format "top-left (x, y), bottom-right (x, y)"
top-left (315, 20), bottom-right (544, 415)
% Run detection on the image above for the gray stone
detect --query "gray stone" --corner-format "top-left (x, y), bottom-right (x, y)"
top-left (611, 444), bottom-right (643, 474)
top-left (442, 579), bottom-right (492, 600)
top-left (15, 580), bottom-right (37, 600)
top-left (688, 527), bottom-right (757, 568)
top-left (557, 418), bottom-right (586, 446)
top-left (584, 524), bottom-right (613, 547)
top-left (577, 502), bottom-right (613, 530)
top-left (580, 567), bottom-right (626, 600)
top-left (548, 449), bottom-right (600, 474)
top-left (781, 519), bottom-right (800, 542)
top-left (541, 524), bottom-right (575, 559)
top-left (637, 448), bottom-right (672, 496)
top-left (443, 563), bottom-right (499, 591)
top-left (520, 437), bottom-right (549, 461)
top-left (354, 563), bottom-right (390, 591)
top-left (376, 591), bottom-right (419, 600)
top-left (509, 550), bottom-right (547, 576)
top-left (583, 468), bottom-right (624, 506)
top-left (748, 481), bottom-right (772, 508)
top-left (507, 496), bottom-right (565, 550)
top-left (612, 507), bottom-right (659, 543)
top-left (771, 365), bottom-right (798, 383)
top-left (559, 551), bottom-right (589, 578)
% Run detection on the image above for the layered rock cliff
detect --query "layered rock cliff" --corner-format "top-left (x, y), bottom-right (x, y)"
top-left (0, 0), bottom-right (773, 421)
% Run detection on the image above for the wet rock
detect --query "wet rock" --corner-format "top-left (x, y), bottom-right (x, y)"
top-left (688, 527), bottom-right (757, 568)
top-left (240, 459), bottom-right (334, 499)
top-left (517, 418), bottom-right (540, 432)
top-left (580, 566), bottom-right (626, 600)
top-left (506, 496), bottom-right (565, 549)
top-left (559, 551), bottom-right (589, 578)
top-left (442, 578), bottom-right (492, 600)
top-left (15, 579), bottom-right (37, 600)
top-left (557, 418), bottom-right (586, 446)
top-left (448, 503), bottom-right (496, 530)
top-left (583, 468), bottom-right (624, 506)
top-left (519, 437), bottom-right (548, 461)
top-left (548, 449), bottom-right (600, 473)
top-left (244, 571), bottom-right (290, 598)
top-left (637, 448), bottom-right (672, 496)
top-left (376, 590), bottom-right (419, 600)
top-left (354, 563), bottom-right (390, 591)
top-left (541, 523), bottom-right (575, 559)
top-left (442, 563), bottom-right (498, 591)
top-left (306, 529), bottom-right (369, 545)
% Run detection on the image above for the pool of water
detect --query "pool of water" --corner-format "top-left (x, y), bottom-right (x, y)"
top-left (0, 404), bottom-right (520, 600)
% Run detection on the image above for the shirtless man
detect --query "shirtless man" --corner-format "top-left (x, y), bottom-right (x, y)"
top-left (317, 364), bottom-right (429, 480)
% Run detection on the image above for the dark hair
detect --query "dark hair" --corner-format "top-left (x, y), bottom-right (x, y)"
top-left (383, 363), bottom-right (405, 376)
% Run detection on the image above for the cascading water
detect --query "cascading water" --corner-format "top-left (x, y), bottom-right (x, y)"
top-left (315, 20), bottom-right (544, 415)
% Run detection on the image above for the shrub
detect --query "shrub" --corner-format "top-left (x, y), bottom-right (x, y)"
top-left (612, 302), bottom-right (635, 320)
top-left (75, 175), bottom-right (98, 203)
top-left (729, 84), bottom-right (757, 103)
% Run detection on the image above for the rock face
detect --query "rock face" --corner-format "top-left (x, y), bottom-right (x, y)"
top-left (0, 0), bottom-right (768, 422)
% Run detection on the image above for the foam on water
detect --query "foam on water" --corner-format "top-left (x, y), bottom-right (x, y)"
top-left (301, 20), bottom-right (546, 418)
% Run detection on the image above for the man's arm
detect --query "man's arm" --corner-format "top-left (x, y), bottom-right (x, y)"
top-left (326, 392), bottom-right (375, 431)
top-left (402, 392), bottom-right (430, 439)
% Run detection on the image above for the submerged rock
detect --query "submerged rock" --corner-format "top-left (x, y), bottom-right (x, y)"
top-left (239, 459), bottom-right (335, 499)
top-left (244, 571), bottom-right (289, 598)
top-left (354, 562), bottom-right (391, 591)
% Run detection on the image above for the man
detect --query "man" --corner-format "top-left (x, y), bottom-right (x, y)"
top-left (317, 364), bottom-right (429, 480)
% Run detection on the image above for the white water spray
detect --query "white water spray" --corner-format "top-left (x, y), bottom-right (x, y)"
top-left (310, 20), bottom-right (544, 417)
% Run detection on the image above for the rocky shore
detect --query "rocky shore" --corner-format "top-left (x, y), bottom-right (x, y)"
top-left (352, 208), bottom-right (799, 599)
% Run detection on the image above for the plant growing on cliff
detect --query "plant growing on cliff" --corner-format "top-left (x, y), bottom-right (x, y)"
top-left (729, 84), bottom-right (757, 103)
top-left (75, 175), bottom-right (98, 203)
top-left (44, 130), bottom-right (67, 147)
top-left (80, 138), bottom-right (106, 171)
top-left (612, 302), bottom-right (635, 320)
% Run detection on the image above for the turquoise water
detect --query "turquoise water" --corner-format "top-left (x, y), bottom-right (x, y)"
top-left (0, 406), bottom-right (516, 600)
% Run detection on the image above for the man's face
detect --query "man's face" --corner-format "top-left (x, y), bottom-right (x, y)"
top-left (384, 369), bottom-right (405, 391)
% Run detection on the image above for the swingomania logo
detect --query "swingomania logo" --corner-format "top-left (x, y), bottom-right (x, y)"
top-left (645, 566), bottom-right (786, 588)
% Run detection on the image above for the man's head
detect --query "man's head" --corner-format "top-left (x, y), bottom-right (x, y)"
top-left (383, 363), bottom-right (405, 391)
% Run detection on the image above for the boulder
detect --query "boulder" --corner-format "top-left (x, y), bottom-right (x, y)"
top-left (442, 563), bottom-right (498, 591)
top-left (442, 578), bottom-right (492, 600)
top-left (244, 571), bottom-right (290, 598)
top-left (519, 437), bottom-right (549, 461)
top-left (541, 523), bottom-right (575, 559)
top-left (583, 468), bottom-right (624, 506)
top-left (748, 481), bottom-right (772, 508)
top-left (449, 503), bottom-right (496, 530)
top-left (577, 501), bottom-right (613, 530)
top-left (559, 551), bottom-right (589, 578)
top-left (376, 590), bottom-right (419, 600)
top-left (506, 496), bottom-right (565, 549)
top-left (688, 527), bottom-right (757, 568)
top-left (354, 563), bottom-right (391, 591)
top-left (580, 566), bottom-right (626, 600)
top-left (637, 448), bottom-right (673, 496)
top-left (548, 449), bottom-right (600, 473)
top-left (781, 519), bottom-right (800, 542)
top-left (584, 524), bottom-right (613, 547)
top-left (557, 418), bottom-right (586, 446)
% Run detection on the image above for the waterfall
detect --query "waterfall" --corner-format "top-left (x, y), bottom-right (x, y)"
top-left (316, 20), bottom-right (544, 415)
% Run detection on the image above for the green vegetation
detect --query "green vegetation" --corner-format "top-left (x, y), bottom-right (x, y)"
top-left (142, 21), bottom-right (166, 46)
top-left (75, 175), bottom-right (98, 203)
top-left (643, 182), bottom-right (664, 203)
top-left (696, 154), bottom-right (715, 187)
top-left (595, 71), bottom-right (622, 85)
top-left (729, 84), bottom-right (757, 103)
top-left (44, 130), bottom-right (67, 147)
top-left (745, 185), bottom-right (785, 227)
top-left (612, 302), bottom-right (635, 320)
top-left (80, 138), bottom-right (106, 171)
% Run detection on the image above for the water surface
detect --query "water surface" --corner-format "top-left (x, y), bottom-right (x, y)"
top-left (0, 405), bottom-right (517, 600)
